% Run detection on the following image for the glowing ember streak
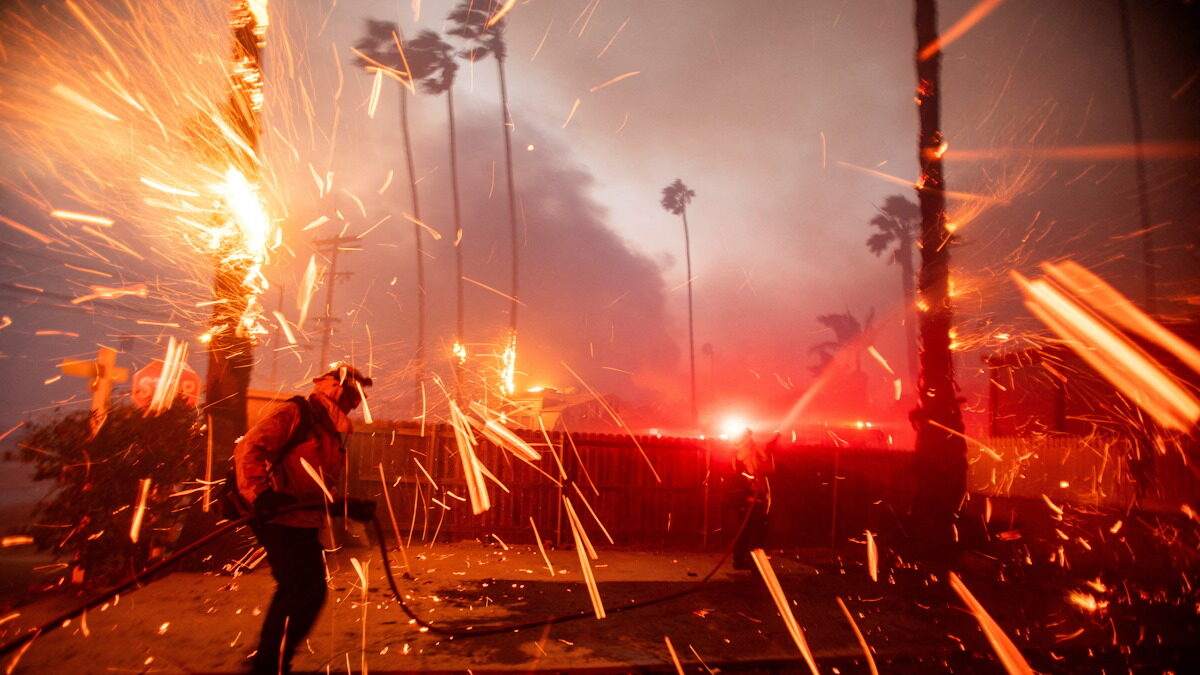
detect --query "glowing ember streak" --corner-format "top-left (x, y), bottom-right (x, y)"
top-left (486, 0), bottom-right (517, 27)
top-left (129, 478), bottom-right (151, 543)
top-left (835, 597), bottom-right (879, 675)
top-left (948, 572), bottom-right (1034, 675)
top-left (49, 210), bottom-right (114, 227)
top-left (562, 97), bottom-right (582, 128)
top-left (452, 341), bottom-right (467, 365)
top-left (596, 17), bottom-right (630, 59)
top-left (70, 284), bottom-right (148, 304)
top-left (749, 549), bottom-right (819, 674)
top-left (298, 458), bottom-right (334, 502)
top-left (271, 311), bottom-right (297, 344)
top-left (588, 71), bottom-right (641, 93)
top-left (530, 517), bottom-right (554, 576)
top-left (402, 212), bottom-right (442, 240)
top-left (1067, 591), bottom-right (1107, 613)
top-left (148, 337), bottom-right (189, 414)
top-left (448, 400), bottom-right (491, 514)
top-left (367, 66), bottom-right (384, 119)
top-left (303, 216), bottom-right (329, 232)
top-left (1013, 269), bottom-right (1200, 431)
top-left (572, 483), bottom-right (614, 544)
top-left (865, 530), bottom-right (878, 582)
top-left (561, 361), bottom-right (662, 482)
top-left (297, 255), bottom-right (321, 327)
top-left (919, 0), bottom-right (1006, 61)
top-left (1, 536), bottom-right (33, 548)
top-left (664, 636), bottom-right (685, 675)
top-left (835, 161), bottom-right (1008, 204)
top-left (350, 556), bottom-right (369, 674)
top-left (139, 177), bottom-right (200, 197)
top-left (51, 83), bottom-right (121, 121)
top-left (462, 276), bottom-right (526, 305)
top-left (564, 496), bottom-right (605, 619)
top-left (1043, 261), bottom-right (1200, 376)
top-left (946, 141), bottom-right (1200, 161)
top-left (469, 402), bottom-right (541, 461)
top-left (0, 214), bottom-right (60, 245)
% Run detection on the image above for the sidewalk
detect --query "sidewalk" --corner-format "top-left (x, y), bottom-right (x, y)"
top-left (3, 539), bottom-right (1197, 673)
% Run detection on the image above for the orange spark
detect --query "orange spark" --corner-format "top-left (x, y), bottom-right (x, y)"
top-left (949, 572), bottom-right (1034, 675)
top-left (946, 141), bottom-right (1200, 162)
top-left (750, 549), bottom-right (820, 674)
top-left (530, 517), bottom-right (555, 576)
top-left (597, 17), bottom-right (631, 59)
top-left (562, 97), bottom-right (582, 128)
top-left (836, 597), bottom-right (879, 675)
top-left (589, 71), bottom-right (641, 93)
top-left (462, 276), bottom-right (526, 305)
top-left (865, 530), bottom-right (878, 582)
top-left (129, 478), bottom-right (151, 543)
top-left (486, 0), bottom-right (517, 27)
top-left (664, 636), bottom-right (685, 675)
top-left (49, 209), bottom-right (115, 227)
top-left (0, 214), bottom-right (60, 245)
top-left (919, 0), bottom-right (1006, 62)
top-left (402, 212), bottom-right (443, 240)
top-left (1013, 267), bottom-right (1200, 431)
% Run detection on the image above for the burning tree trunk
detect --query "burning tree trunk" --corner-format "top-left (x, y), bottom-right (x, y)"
top-left (911, 0), bottom-right (968, 553)
top-left (205, 0), bottom-right (267, 455)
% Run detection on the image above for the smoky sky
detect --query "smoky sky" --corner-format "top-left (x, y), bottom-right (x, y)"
top-left (1, 0), bottom-right (1198, 444)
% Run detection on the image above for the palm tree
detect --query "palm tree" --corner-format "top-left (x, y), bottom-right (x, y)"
top-left (354, 20), bottom-right (429, 405)
top-left (913, 0), bottom-right (967, 555)
top-left (866, 194), bottom-right (920, 387)
top-left (809, 309), bottom-right (874, 377)
top-left (447, 1), bottom-right (521, 380)
top-left (406, 30), bottom-right (467, 384)
top-left (660, 179), bottom-right (698, 424)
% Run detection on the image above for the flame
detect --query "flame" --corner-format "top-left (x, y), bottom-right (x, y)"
top-left (500, 333), bottom-right (518, 396)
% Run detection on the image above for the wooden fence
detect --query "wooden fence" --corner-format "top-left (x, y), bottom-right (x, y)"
top-left (346, 423), bottom-right (914, 550)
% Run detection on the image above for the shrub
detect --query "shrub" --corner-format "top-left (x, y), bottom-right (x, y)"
top-left (13, 401), bottom-right (205, 586)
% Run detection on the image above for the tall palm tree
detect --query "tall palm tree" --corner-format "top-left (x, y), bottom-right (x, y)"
top-left (660, 179), bottom-right (698, 424)
top-left (810, 309), bottom-right (874, 377)
top-left (447, 1), bottom-right (521, 385)
top-left (866, 194), bottom-right (920, 387)
top-left (354, 20), bottom-right (429, 405)
top-left (913, 0), bottom-right (967, 555)
top-left (407, 29), bottom-right (468, 398)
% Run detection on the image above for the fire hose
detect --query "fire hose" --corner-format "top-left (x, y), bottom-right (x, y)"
top-left (0, 498), bottom-right (755, 656)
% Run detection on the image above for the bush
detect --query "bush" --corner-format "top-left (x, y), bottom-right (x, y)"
top-left (13, 401), bottom-right (205, 586)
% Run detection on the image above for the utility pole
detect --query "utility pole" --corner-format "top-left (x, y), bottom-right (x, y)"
top-left (313, 234), bottom-right (361, 368)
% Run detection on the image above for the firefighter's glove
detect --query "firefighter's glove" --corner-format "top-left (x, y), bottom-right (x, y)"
top-left (252, 489), bottom-right (298, 523)
top-left (345, 498), bottom-right (377, 523)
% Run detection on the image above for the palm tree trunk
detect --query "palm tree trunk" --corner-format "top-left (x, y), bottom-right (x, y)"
top-left (898, 237), bottom-right (918, 388)
top-left (448, 88), bottom-right (464, 352)
top-left (912, 0), bottom-right (967, 555)
top-left (496, 55), bottom-right (520, 338)
top-left (399, 83), bottom-right (426, 404)
top-left (681, 208), bottom-right (698, 424)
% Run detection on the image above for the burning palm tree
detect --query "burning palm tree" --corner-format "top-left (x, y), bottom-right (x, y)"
top-left (660, 178), bottom-right (698, 424)
top-left (406, 30), bottom-right (469, 386)
top-left (447, 0), bottom-right (521, 394)
top-left (912, 0), bottom-right (968, 555)
top-left (205, 0), bottom-right (271, 456)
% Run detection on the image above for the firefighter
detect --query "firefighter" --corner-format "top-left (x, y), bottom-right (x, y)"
top-left (235, 363), bottom-right (376, 675)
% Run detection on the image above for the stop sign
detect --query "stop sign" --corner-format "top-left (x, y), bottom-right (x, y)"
top-left (131, 360), bottom-right (202, 408)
